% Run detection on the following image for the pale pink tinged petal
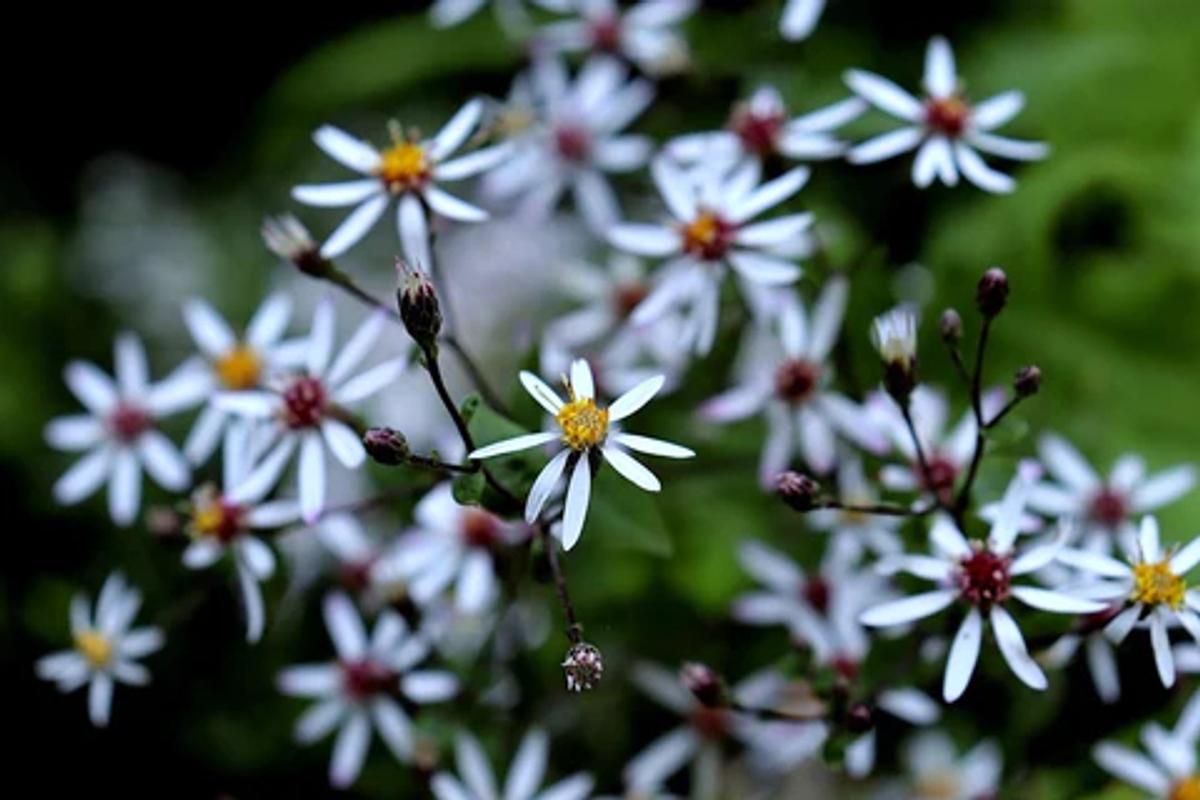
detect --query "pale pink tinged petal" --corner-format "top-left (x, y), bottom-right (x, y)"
top-left (1012, 585), bottom-right (1103, 614)
top-left (182, 298), bottom-right (236, 357)
top-left (320, 194), bottom-right (389, 258)
top-left (114, 332), bottom-right (148, 397)
top-left (923, 36), bottom-right (957, 98)
top-left (942, 608), bottom-right (982, 702)
top-left (53, 446), bottom-right (113, 505)
top-left (859, 589), bottom-right (957, 628)
top-left (292, 179), bottom-right (381, 208)
top-left (1132, 465), bottom-right (1196, 512)
top-left (182, 539), bottom-right (223, 569)
top-left (735, 213), bottom-right (814, 248)
top-left (1151, 610), bottom-right (1176, 687)
top-left (1104, 606), bottom-right (1141, 644)
top-left (430, 98), bottom-right (483, 160)
top-left (970, 90), bottom-right (1025, 131)
top-left (967, 131), bottom-right (1049, 161)
top-left (136, 431), bottom-right (190, 491)
top-left (1171, 536), bottom-right (1200, 575)
top-left (930, 515), bottom-right (970, 558)
top-left (608, 374), bottom-right (664, 421)
top-left (1026, 483), bottom-right (1082, 515)
top-left (469, 431), bottom-right (559, 459)
top-left (1086, 635), bottom-right (1121, 703)
top-left (320, 420), bottom-right (366, 469)
top-left (1093, 743), bottom-right (1171, 794)
top-left (737, 539), bottom-right (802, 592)
top-left (728, 250), bottom-right (802, 286)
top-left (88, 673), bottom-right (114, 727)
top-left (780, 0), bottom-right (825, 40)
top-left (797, 407), bottom-right (835, 474)
top-left (912, 137), bottom-right (952, 188)
top-left (1139, 516), bottom-right (1162, 562)
top-left (520, 371), bottom-right (566, 415)
top-left (602, 446), bottom-right (661, 492)
top-left (844, 69), bottom-right (923, 121)
top-left (504, 728), bottom-right (549, 800)
top-left (651, 155), bottom-right (698, 221)
top-left (237, 563), bottom-right (266, 643)
top-left (401, 670), bottom-right (459, 704)
top-left (698, 384), bottom-right (766, 423)
top-left (847, 127), bottom-right (924, 164)
top-left (371, 699), bottom-right (414, 762)
top-left (313, 125), bottom-right (381, 173)
top-left (307, 299), bottom-right (336, 377)
top-left (329, 711), bottom-right (371, 788)
top-left (569, 358), bottom-right (595, 400)
top-left (1038, 433), bottom-right (1100, 491)
top-left (624, 727), bottom-right (698, 791)
top-left (954, 143), bottom-right (1015, 194)
top-left (525, 450), bottom-right (570, 523)
top-left (454, 731), bottom-right (499, 800)
top-left (299, 432), bottom-right (327, 522)
top-left (808, 275), bottom-right (848, 360)
top-left (572, 170), bottom-right (619, 234)
top-left (108, 449), bottom-right (142, 526)
top-left (324, 592), bottom-right (367, 660)
top-left (434, 142), bottom-right (513, 180)
top-left (612, 433), bottom-right (693, 459)
top-left (426, 187), bottom-right (489, 223)
top-left (560, 457), bottom-right (591, 551)
top-left (65, 361), bottom-right (118, 414)
top-left (729, 167), bottom-right (810, 223)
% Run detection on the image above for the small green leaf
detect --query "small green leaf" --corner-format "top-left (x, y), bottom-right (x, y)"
top-left (452, 471), bottom-right (485, 507)
top-left (587, 466), bottom-right (673, 557)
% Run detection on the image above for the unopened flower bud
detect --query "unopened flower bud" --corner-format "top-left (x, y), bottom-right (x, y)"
top-left (146, 506), bottom-right (181, 537)
top-left (939, 308), bottom-right (963, 345)
top-left (976, 268), bottom-right (1009, 318)
top-left (870, 307), bottom-right (919, 402)
top-left (397, 259), bottom-right (442, 351)
top-left (777, 471), bottom-right (821, 511)
top-left (262, 214), bottom-right (328, 277)
top-left (1014, 365), bottom-right (1041, 397)
top-left (562, 642), bottom-right (603, 692)
top-left (680, 662), bottom-right (727, 708)
top-left (363, 427), bottom-right (410, 466)
top-left (845, 702), bottom-right (874, 734)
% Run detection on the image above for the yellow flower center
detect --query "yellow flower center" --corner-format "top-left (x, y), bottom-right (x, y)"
top-left (377, 141), bottom-right (430, 191)
top-left (188, 488), bottom-right (244, 543)
top-left (1131, 559), bottom-right (1187, 609)
top-left (555, 397), bottom-right (609, 451)
top-left (74, 630), bottom-right (112, 668)
top-left (915, 772), bottom-right (960, 800)
top-left (679, 210), bottom-right (734, 259)
top-left (1171, 776), bottom-right (1200, 800)
top-left (215, 344), bottom-right (263, 390)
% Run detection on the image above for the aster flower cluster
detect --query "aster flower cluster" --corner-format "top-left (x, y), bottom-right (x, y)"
top-left (34, 4), bottom-right (1200, 798)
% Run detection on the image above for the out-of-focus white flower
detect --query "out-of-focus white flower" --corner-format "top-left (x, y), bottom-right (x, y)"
top-left (484, 57), bottom-right (653, 234)
top-left (806, 456), bottom-right (905, 562)
top-left (384, 483), bottom-right (526, 614)
top-left (431, 728), bottom-right (594, 800)
top-left (180, 423), bottom-right (299, 642)
top-left (292, 100), bottom-right (511, 261)
top-left (35, 572), bottom-right (165, 727)
top-left (892, 731), bottom-right (1002, 800)
top-left (1028, 433), bottom-right (1195, 557)
top-left (46, 332), bottom-right (207, 526)
top-left (180, 293), bottom-right (306, 465)
top-left (780, 0), bottom-right (825, 41)
top-left (277, 593), bottom-right (458, 788)
top-left (608, 156), bottom-right (812, 355)
top-left (699, 282), bottom-right (886, 481)
top-left (845, 687), bottom-right (941, 780)
top-left (313, 513), bottom-right (410, 608)
top-left (215, 299), bottom-right (406, 522)
top-left (860, 477), bottom-right (1106, 702)
top-left (430, 0), bottom-right (570, 29)
top-left (1093, 690), bottom-right (1199, 799)
top-left (1058, 517), bottom-right (1200, 688)
top-left (668, 86), bottom-right (864, 165)
top-left (469, 359), bottom-right (693, 550)
top-left (1038, 604), bottom-right (1126, 704)
top-left (537, 0), bottom-right (696, 76)
top-left (870, 306), bottom-right (918, 371)
top-left (845, 36), bottom-right (1048, 193)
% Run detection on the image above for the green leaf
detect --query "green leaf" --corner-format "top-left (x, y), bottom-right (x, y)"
top-left (451, 471), bottom-right (485, 507)
top-left (586, 466), bottom-right (673, 557)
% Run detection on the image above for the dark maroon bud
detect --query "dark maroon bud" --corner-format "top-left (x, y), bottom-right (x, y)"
top-left (680, 662), bottom-right (726, 708)
top-left (976, 268), bottom-right (1009, 318)
top-left (776, 470), bottom-right (821, 512)
top-left (1014, 365), bottom-right (1041, 397)
top-left (363, 427), bottom-right (410, 466)
top-left (845, 702), bottom-right (874, 734)
top-left (262, 215), bottom-right (329, 277)
top-left (396, 259), bottom-right (443, 350)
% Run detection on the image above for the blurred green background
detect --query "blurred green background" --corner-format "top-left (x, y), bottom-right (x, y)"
top-left (4, 0), bottom-right (1200, 796)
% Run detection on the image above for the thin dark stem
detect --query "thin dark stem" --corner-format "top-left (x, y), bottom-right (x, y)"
top-left (955, 317), bottom-right (993, 516)
top-left (442, 334), bottom-right (509, 414)
top-left (899, 402), bottom-right (935, 494)
top-left (404, 454), bottom-right (477, 474)
top-left (945, 343), bottom-right (972, 388)
top-left (984, 394), bottom-right (1025, 430)
top-left (537, 522), bottom-right (582, 644)
top-left (813, 499), bottom-right (935, 518)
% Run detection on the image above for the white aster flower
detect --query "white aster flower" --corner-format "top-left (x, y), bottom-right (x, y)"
top-left (845, 35), bottom-right (1048, 193)
top-left (1038, 604), bottom-right (1127, 704)
top-left (699, 282), bottom-right (887, 480)
top-left (181, 293), bottom-right (305, 465)
top-left (46, 332), bottom-right (206, 526)
top-left (780, 0), bottom-right (825, 41)
top-left (1057, 516), bottom-right (1200, 688)
top-left (807, 456), bottom-right (905, 563)
top-left (215, 299), bottom-right (407, 522)
top-left (1093, 691), bottom-right (1200, 799)
top-left (608, 156), bottom-right (812, 355)
top-left (1028, 433), bottom-right (1195, 557)
top-left (484, 57), bottom-right (653, 234)
top-left (431, 728), bottom-right (594, 800)
top-left (893, 731), bottom-right (1002, 800)
top-left (430, 0), bottom-right (570, 29)
top-left (845, 687), bottom-right (941, 780)
top-left (537, 0), bottom-right (696, 76)
top-left (35, 572), bottom-right (165, 727)
top-left (468, 358), bottom-right (693, 550)
top-left (277, 592), bottom-right (458, 788)
top-left (870, 305), bottom-right (918, 371)
top-left (180, 423), bottom-right (300, 642)
top-left (860, 477), bottom-right (1106, 702)
top-left (386, 483), bottom-right (526, 614)
top-left (314, 513), bottom-right (411, 608)
top-left (668, 86), bottom-right (865, 165)
top-left (292, 99), bottom-right (511, 261)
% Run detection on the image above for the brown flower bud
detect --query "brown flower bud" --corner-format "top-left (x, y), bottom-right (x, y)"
top-left (262, 214), bottom-right (329, 277)
top-left (363, 427), bottom-right (410, 466)
top-left (680, 662), bottom-right (727, 708)
top-left (845, 702), bottom-right (875, 734)
top-left (939, 308), bottom-right (963, 345)
top-left (396, 259), bottom-right (442, 350)
top-left (1014, 365), bottom-right (1041, 397)
top-left (776, 470), bottom-right (821, 512)
top-left (976, 268), bottom-right (1009, 318)
top-left (562, 642), bottom-right (604, 692)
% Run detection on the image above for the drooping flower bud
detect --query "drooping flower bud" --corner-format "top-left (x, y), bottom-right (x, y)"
top-left (845, 702), bottom-right (875, 734)
top-left (870, 307), bottom-right (919, 403)
top-left (976, 268), bottom-right (1009, 319)
top-left (939, 308), bottom-right (963, 345)
top-left (396, 259), bottom-right (442, 351)
top-left (562, 642), bottom-right (604, 692)
top-left (680, 662), bottom-right (727, 708)
top-left (363, 427), bottom-right (410, 466)
top-left (262, 214), bottom-right (329, 277)
top-left (777, 470), bottom-right (821, 511)
top-left (1014, 365), bottom-right (1041, 398)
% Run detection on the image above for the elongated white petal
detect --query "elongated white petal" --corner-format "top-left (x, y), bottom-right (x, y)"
top-left (237, 563), bottom-right (265, 643)
top-left (729, 167), bottom-right (809, 223)
top-left (1170, 535), bottom-right (1200, 574)
top-left (504, 728), bottom-right (548, 800)
top-left (1151, 610), bottom-right (1176, 687)
top-left (320, 195), bottom-right (389, 258)
top-left (526, 450), bottom-right (570, 523)
top-left (561, 457), bottom-right (592, 551)
top-left (1132, 465), bottom-right (1196, 512)
top-left (434, 142), bottom-right (513, 180)
top-left (314, 125), bottom-right (381, 173)
top-left (520, 371), bottom-right (565, 414)
top-left (603, 446), bottom-right (661, 492)
top-left (1104, 605), bottom-right (1141, 645)
top-left (569, 359), bottom-right (594, 400)
top-left (108, 449), bottom-right (141, 526)
top-left (954, 143), bottom-right (1015, 194)
top-left (426, 187), bottom-right (489, 223)
top-left (735, 214), bottom-right (813, 248)
top-left (53, 446), bottom-right (113, 505)
top-left (430, 99), bottom-right (483, 160)
top-left (860, 590), bottom-right (956, 628)
top-left (371, 698), bottom-right (414, 762)
top-left (923, 36), bottom-right (957, 98)
top-left (943, 608), bottom-right (982, 702)
top-left (293, 180), bottom-right (381, 208)
top-left (65, 361), bottom-right (118, 414)
top-left (334, 358), bottom-right (406, 405)
top-left (728, 250), bottom-right (802, 285)
top-left (399, 193), bottom-right (432, 269)
top-left (137, 431), bottom-right (190, 491)
top-left (847, 127), bottom-right (924, 164)
top-left (470, 432), bottom-right (558, 460)
top-left (1139, 516), bottom-right (1162, 562)
top-left (330, 711), bottom-right (371, 788)
top-left (607, 223), bottom-right (680, 257)
top-left (115, 332), bottom-right (149, 397)
top-left (455, 731), bottom-right (499, 800)
top-left (401, 670), bottom-right (459, 703)
top-left (89, 673), bottom-right (114, 727)
top-left (324, 592), bottom-right (367, 660)
top-left (608, 375), bottom-right (664, 422)
top-left (613, 433), bottom-right (694, 458)
top-left (968, 131), bottom-right (1049, 161)
top-left (1093, 742), bottom-right (1171, 794)
top-left (844, 70), bottom-right (923, 121)
top-left (971, 90), bottom-right (1025, 131)
top-left (651, 155), bottom-right (697, 221)
top-left (183, 298), bottom-right (236, 357)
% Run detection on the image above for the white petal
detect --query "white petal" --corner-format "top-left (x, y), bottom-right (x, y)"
top-left (526, 450), bottom-right (570, 523)
top-left (844, 70), bottom-right (923, 121)
top-left (808, 275), bottom-right (848, 360)
top-left (943, 608), bottom-right (982, 702)
top-left (780, 0), bottom-right (824, 40)
top-left (329, 711), bottom-right (371, 788)
top-left (470, 432), bottom-right (558, 459)
top-left (307, 299), bottom-right (336, 377)
top-left (859, 590), bottom-right (957, 628)
top-left (651, 156), bottom-right (697, 221)
top-left (246, 293), bottom-right (293, 349)
top-left (137, 431), bottom-right (190, 490)
top-left (1011, 585), bottom-right (1102, 614)
top-left (727, 250), bottom-right (802, 285)
top-left (1093, 742), bottom-right (1171, 794)
top-left (1170, 535), bottom-right (1200, 574)
top-left (64, 361), bottom-right (117, 414)
top-left (697, 384), bottom-right (767, 423)
top-left (1132, 465), bottom-right (1196, 512)
top-left (118, 627), bottom-right (165, 659)
top-left (561, 457), bottom-right (592, 551)
top-left (324, 592), bottom-right (367, 660)
top-left (923, 36), bottom-right (957, 98)
top-left (430, 98), bottom-right (483, 160)
top-left (1055, 547), bottom-right (1129, 579)
top-left (239, 537), bottom-right (277, 579)
top-left (735, 214), bottom-right (813, 248)
top-left (320, 195), bottom-right (389, 258)
top-left (334, 358), bottom-right (406, 405)
top-left (426, 187), bottom-right (489, 223)
top-left (401, 670), bottom-right (459, 704)
top-left (1139, 516), bottom-right (1162, 562)
top-left (314, 125), bottom-right (381, 173)
top-left (321, 420), bottom-right (366, 469)
top-left (183, 298), bottom-right (236, 357)
top-left (520, 371), bottom-right (566, 415)
top-left (505, 728), bottom-right (548, 800)
top-left (53, 446), bottom-right (113, 505)
top-left (877, 687), bottom-right (941, 725)
top-left (729, 167), bottom-right (809, 223)
top-left (569, 359), bottom-right (594, 400)
top-left (399, 194), bottom-right (433, 269)
top-left (293, 180), bottom-right (381, 208)
top-left (371, 699), bottom-right (414, 761)
top-left (613, 433), bottom-right (694, 458)
top-left (991, 605), bottom-right (1048, 690)
top-left (115, 332), bottom-right (149, 397)
top-left (954, 143), bottom-right (1015, 194)
top-left (238, 563), bottom-right (266, 643)
top-left (624, 727), bottom-right (698, 791)
top-left (608, 375), bottom-right (664, 422)
top-left (45, 415), bottom-right (105, 452)
top-left (108, 449), bottom-right (142, 526)
top-left (847, 126), bottom-right (924, 164)
top-left (182, 539), bottom-right (223, 569)
top-left (88, 673), bottom-right (114, 727)
top-left (455, 731), bottom-right (499, 800)
top-left (230, 439), bottom-right (296, 505)
top-left (1086, 635), bottom-right (1121, 704)
top-left (1039, 434), bottom-right (1099, 491)
top-left (968, 131), bottom-right (1049, 161)
top-left (277, 663), bottom-right (342, 697)
top-left (436, 142), bottom-right (513, 180)
top-left (930, 515), bottom-right (971, 558)
top-left (295, 698), bottom-right (346, 743)
top-left (970, 91), bottom-right (1025, 131)
top-left (1104, 606), bottom-right (1142, 645)
top-left (1151, 610), bottom-right (1176, 687)
top-left (737, 540), bottom-right (802, 593)
top-left (602, 446), bottom-right (661, 492)
top-left (913, 137), bottom-right (952, 188)
top-left (299, 433), bottom-right (327, 522)
top-left (456, 550), bottom-right (497, 614)
top-left (608, 223), bottom-right (681, 257)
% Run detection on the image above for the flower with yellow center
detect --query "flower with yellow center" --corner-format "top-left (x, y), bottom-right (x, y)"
top-left (1132, 560), bottom-right (1188, 610)
top-left (215, 344), bottom-right (263, 390)
top-left (469, 359), bottom-right (693, 551)
top-left (1173, 777), bottom-right (1200, 800)
top-left (74, 629), bottom-right (113, 668)
top-left (376, 137), bottom-right (431, 192)
top-left (679, 210), bottom-right (735, 260)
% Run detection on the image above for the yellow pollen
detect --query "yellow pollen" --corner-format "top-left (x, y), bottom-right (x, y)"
top-left (555, 397), bottom-right (609, 451)
top-left (191, 502), bottom-right (226, 538)
top-left (74, 630), bottom-right (112, 668)
top-left (681, 212), bottom-right (722, 251)
top-left (1131, 559), bottom-right (1187, 609)
top-left (377, 142), bottom-right (429, 190)
top-left (215, 344), bottom-right (262, 390)
top-left (1171, 776), bottom-right (1200, 800)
